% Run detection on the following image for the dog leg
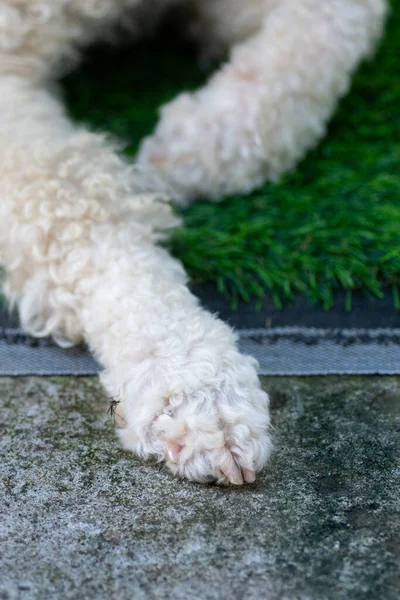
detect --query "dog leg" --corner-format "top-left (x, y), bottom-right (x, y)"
top-left (0, 72), bottom-right (272, 484)
top-left (138, 0), bottom-right (388, 202)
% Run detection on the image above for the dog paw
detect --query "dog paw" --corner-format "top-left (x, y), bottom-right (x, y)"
top-left (115, 350), bottom-right (272, 485)
top-left (137, 84), bottom-right (266, 202)
top-left (154, 384), bottom-right (271, 485)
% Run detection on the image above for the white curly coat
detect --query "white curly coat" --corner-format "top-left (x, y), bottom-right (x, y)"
top-left (0, 0), bottom-right (387, 484)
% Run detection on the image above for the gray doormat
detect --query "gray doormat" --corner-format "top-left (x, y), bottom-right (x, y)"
top-left (1, 290), bottom-right (400, 376)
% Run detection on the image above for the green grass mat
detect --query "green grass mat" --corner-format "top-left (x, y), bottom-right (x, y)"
top-left (62, 2), bottom-right (400, 308)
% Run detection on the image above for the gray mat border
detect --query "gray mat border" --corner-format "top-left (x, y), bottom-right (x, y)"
top-left (237, 327), bottom-right (400, 376)
top-left (1, 326), bottom-right (400, 376)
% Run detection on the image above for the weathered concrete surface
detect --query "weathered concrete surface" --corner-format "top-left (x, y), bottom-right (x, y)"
top-left (1, 376), bottom-right (399, 600)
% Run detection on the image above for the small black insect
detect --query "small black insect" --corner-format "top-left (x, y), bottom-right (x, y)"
top-left (107, 397), bottom-right (126, 425)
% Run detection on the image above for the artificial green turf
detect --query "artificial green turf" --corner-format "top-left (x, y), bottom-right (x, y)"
top-left (62, 2), bottom-right (400, 308)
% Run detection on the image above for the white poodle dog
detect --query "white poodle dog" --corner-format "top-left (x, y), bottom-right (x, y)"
top-left (0, 0), bottom-right (387, 484)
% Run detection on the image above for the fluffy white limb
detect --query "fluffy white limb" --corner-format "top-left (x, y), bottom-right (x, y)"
top-left (0, 75), bottom-right (272, 484)
top-left (138, 0), bottom-right (388, 202)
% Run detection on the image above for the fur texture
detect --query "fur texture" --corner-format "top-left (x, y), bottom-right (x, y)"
top-left (0, 0), bottom-right (387, 484)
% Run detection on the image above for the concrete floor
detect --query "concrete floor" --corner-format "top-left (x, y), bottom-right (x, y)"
top-left (1, 376), bottom-right (399, 600)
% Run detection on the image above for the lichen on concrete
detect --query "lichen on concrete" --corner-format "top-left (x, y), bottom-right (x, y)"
top-left (1, 376), bottom-right (399, 599)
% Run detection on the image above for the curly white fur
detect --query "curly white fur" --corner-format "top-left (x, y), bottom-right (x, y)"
top-left (0, 0), bottom-right (387, 484)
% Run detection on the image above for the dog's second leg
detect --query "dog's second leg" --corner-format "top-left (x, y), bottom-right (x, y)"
top-left (0, 75), bottom-right (272, 484)
top-left (138, 0), bottom-right (388, 202)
